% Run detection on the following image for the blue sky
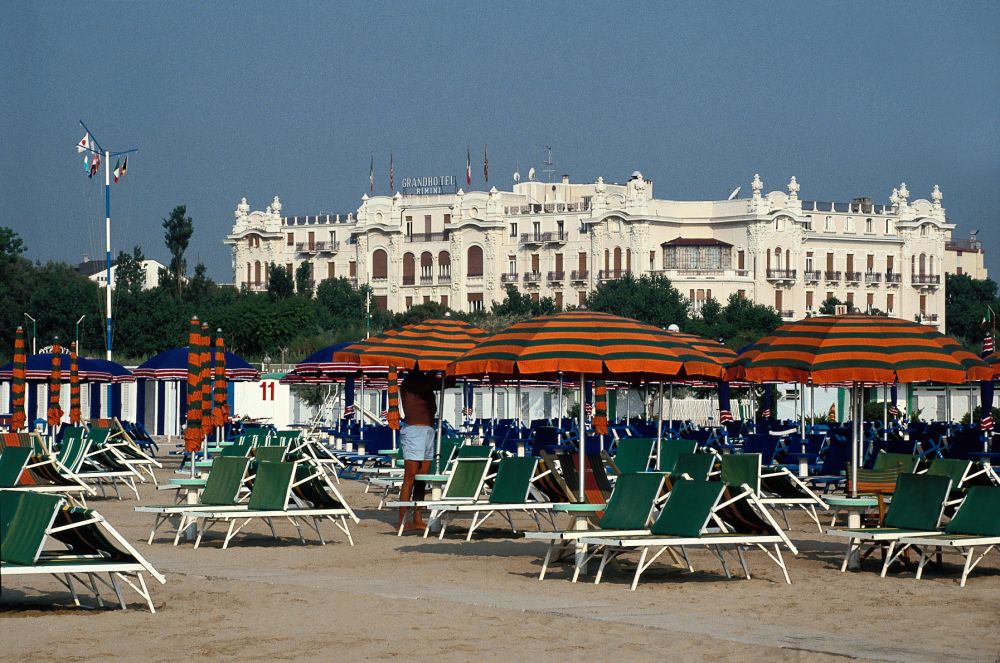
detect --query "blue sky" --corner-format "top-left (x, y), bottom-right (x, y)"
top-left (4, 1), bottom-right (999, 281)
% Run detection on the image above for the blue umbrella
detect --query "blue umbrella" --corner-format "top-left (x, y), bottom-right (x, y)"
top-left (0, 352), bottom-right (133, 383)
top-left (133, 347), bottom-right (259, 381)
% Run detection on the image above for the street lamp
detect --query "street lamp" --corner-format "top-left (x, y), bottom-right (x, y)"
top-left (75, 315), bottom-right (86, 358)
top-left (23, 313), bottom-right (36, 354)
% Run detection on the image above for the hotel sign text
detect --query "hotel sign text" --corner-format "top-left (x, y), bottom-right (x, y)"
top-left (400, 175), bottom-right (457, 195)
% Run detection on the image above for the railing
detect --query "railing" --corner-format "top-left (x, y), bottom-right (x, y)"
top-left (405, 232), bottom-right (450, 242)
top-left (885, 272), bottom-right (902, 284)
top-left (803, 270), bottom-right (821, 281)
top-left (402, 275), bottom-right (415, 285)
top-left (294, 242), bottom-right (316, 253)
top-left (316, 241), bottom-right (340, 252)
top-left (523, 271), bottom-right (542, 283)
top-left (505, 201), bottom-right (590, 215)
top-left (920, 313), bottom-right (940, 322)
top-left (501, 272), bottom-right (519, 283)
top-left (547, 270), bottom-right (565, 282)
top-left (570, 270), bottom-right (589, 281)
top-left (844, 271), bottom-right (862, 282)
top-left (824, 270), bottom-right (841, 281)
top-left (598, 269), bottom-right (630, 280)
top-left (520, 233), bottom-right (543, 244)
top-left (438, 274), bottom-right (451, 284)
top-left (766, 269), bottom-right (796, 280)
top-left (542, 231), bottom-right (567, 242)
top-left (911, 274), bottom-right (941, 285)
top-left (779, 310), bottom-right (796, 318)
top-left (420, 275), bottom-right (433, 285)
top-left (864, 272), bottom-right (882, 284)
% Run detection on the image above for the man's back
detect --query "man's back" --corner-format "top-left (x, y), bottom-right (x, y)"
top-left (401, 372), bottom-right (437, 426)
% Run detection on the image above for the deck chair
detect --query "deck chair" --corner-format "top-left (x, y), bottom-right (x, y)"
top-left (0, 491), bottom-right (165, 612)
top-left (1, 444), bottom-right (94, 503)
top-left (0, 446), bottom-right (34, 488)
top-left (183, 461), bottom-right (358, 549)
top-left (135, 457), bottom-right (252, 544)
top-left (523, 472), bottom-right (666, 581)
top-left (902, 485), bottom-right (1000, 586)
top-left (658, 438), bottom-right (698, 473)
top-left (722, 453), bottom-right (828, 532)
top-left (433, 457), bottom-right (565, 540)
top-left (76, 428), bottom-right (144, 500)
top-left (668, 452), bottom-right (716, 482)
top-left (89, 421), bottom-right (162, 484)
top-left (585, 480), bottom-right (797, 589)
top-left (922, 458), bottom-right (974, 508)
top-left (253, 445), bottom-right (289, 463)
top-left (604, 438), bottom-right (655, 475)
top-left (827, 472), bottom-right (952, 574)
top-left (385, 456), bottom-right (493, 535)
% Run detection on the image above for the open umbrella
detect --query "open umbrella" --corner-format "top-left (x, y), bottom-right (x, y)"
top-left (69, 342), bottom-right (81, 425)
top-left (726, 314), bottom-right (991, 496)
top-left (47, 342), bottom-right (64, 429)
top-left (10, 326), bottom-right (26, 431)
top-left (448, 310), bottom-right (725, 501)
top-left (183, 317), bottom-right (203, 465)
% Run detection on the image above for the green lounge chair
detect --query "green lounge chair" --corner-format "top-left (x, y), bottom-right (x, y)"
top-left (1, 444), bottom-right (94, 503)
top-left (923, 458), bottom-right (974, 507)
top-left (76, 428), bottom-right (143, 500)
top-left (604, 438), bottom-right (655, 474)
top-left (88, 422), bottom-right (162, 484)
top-left (827, 472), bottom-right (953, 573)
top-left (523, 472), bottom-right (666, 582)
top-left (722, 453), bottom-right (828, 531)
top-left (902, 485), bottom-right (1000, 586)
top-left (135, 457), bottom-right (251, 544)
top-left (182, 460), bottom-right (358, 549)
top-left (433, 456), bottom-right (564, 540)
top-left (385, 456), bottom-right (493, 535)
top-left (669, 452), bottom-right (716, 481)
top-left (0, 490), bottom-right (165, 612)
top-left (659, 438), bottom-right (698, 473)
top-left (0, 446), bottom-right (34, 488)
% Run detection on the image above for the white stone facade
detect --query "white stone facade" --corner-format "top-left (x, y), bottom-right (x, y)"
top-left (225, 173), bottom-right (973, 326)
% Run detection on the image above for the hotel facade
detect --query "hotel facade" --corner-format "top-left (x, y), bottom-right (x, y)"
top-left (225, 172), bottom-right (984, 325)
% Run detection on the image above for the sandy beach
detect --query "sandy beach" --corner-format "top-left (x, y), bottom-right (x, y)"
top-left (2, 458), bottom-right (998, 663)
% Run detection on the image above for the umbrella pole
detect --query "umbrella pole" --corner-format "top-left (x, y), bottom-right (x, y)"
top-left (883, 384), bottom-right (888, 444)
top-left (799, 382), bottom-right (806, 443)
top-left (655, 382), bottom-right (664, 470)
top-left (359, 372), bottom-right (365, 445)
top-left (558, 373), bottom-right (563, 428)
top-left (668, 383), bottom-right (674, 434)
top-left (516, 380), bottom-right (522, 455)
top-left (851, 383), bottom-right (859, 498)
top-left (436, 374), bottom-right (445, 473)
top-left (578, 373), bottom-right (586, 503)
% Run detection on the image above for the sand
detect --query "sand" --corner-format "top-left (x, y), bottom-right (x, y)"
top-left (2, 458), bottom-right (999, 662)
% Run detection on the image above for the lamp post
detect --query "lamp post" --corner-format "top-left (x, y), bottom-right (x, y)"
top-left (75, 314), bottom-right (86, 358)
top-left (23, 313), bottom-right (36, 354)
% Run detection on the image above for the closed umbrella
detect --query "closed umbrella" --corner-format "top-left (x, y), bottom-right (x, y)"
top-left (47, 342), bottom-right (63, 430)
top-left (212, 331), bottom-right (230, 435)
top-left (183, 317), bottom-right (203, 473)
top-left (448, 310), bottom-right (724, 501)
top-left (386, 366), bottom-right (400, 431)
top-left (69, 342), bottom-right (82, 425)
top-left (199, 323), bottom-right (213, 444)
top-left (10, 326), bottom-right (26, 431)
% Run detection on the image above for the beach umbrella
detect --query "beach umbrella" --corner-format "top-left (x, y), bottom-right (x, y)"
top-left (10, 326), bottom-right (26, 431)
top-left (183, 317), bottom-right (204, 463)
top-left (448, 310), bottom-right (725, 501)
top-left (199, 323), bottom-right (213, 443)
top-left (69, 342), bottom-right (81, 425)
top-left (593, 380), bottom-right (608, 436)
top-left (212, 331), bottom-right (230, 431)
top-left (133, 347), bottom-right (259, 381)
top-left (386, 366), bottom-right (400, 431)
top-left (334, 317), bottom-right (490, 463)
top-left (47, 342), bottom-right (63, 429)
top-left (0, 352), bottom-right (133, 383)
top-left (727, 314), bottom-right (991, 495)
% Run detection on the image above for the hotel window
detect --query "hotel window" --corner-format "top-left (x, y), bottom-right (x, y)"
top-left (285, 263), bottom-right (293, 277)
top-left (649, 250), bottom-right (656, 270)
top-left (423, 296), bottom-right (430, 304)
top-left (440, 295), bottom-right (449, 307)
top-left (920, 224), bottom-right (928, 237)
top-left (349, 261), bottom-right (357, 278)
top-left (466, 245), bottom-right (483, 277)
top-left (531, 292), bottom-right (539, 303)
top-left (825, 216), bottom-right (834, 231)
top-left (737, 250), bottom-right (745, 271)
top-left (846, 292), bottom-right (854, 307)
top-left (827, 291), bottom-right (834, 302)
top-left (886, 293), bottom-right (894, 313)
top-left (806, 291), bottom-right (814, 310)
top-left (885, 218), bottom-right (894, 235)
top-left (371, 249), bottom-right (388, 280)
top-left (508, 256), bottom-right (516, 275)
top-left (867, 293), bottom-right (874, 311)
top-left (737, 289), bottom-right (746, 299)
top-left (405, 296), bottom-right (412, 309)
top-left (919, 295), bottom-right (926, 314)
top-left (578, 291), bottom-right (586, 306)
top-left (327, 262), bottom-right (335, 280)
top-left (554, 291), bottom-right (563, 308)
top-left (845, 216), bottom-right (855, 233)
top-left (805, 252), bottom-right (814, 273)
top-left (662, 241), bottom-right (732, 270)
top-left (865, 218), bottom-right (874, 234)
top-left (802, 215), bottom-right (813, 230)
top-left (286, 233), bottom-right (294, 246)
top-left (443, 213), bottom-right (451, 225)
top-left (405, 217), bottom-right (413, 237)
top-left (467, 292), bottom-right (484, 312)
top-left (374, 296), bottom-right (387, 311)
top-left (509, 223), bottom-right (518, 238)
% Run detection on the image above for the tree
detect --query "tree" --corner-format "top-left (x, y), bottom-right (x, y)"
top-left (387, 301), bottom-right (452, 329)
top-left (585, 273), bottom-right (689, 329)
top-left (688, 293), bottom-right (781, 350)
top-left (114, 245), bottom-right (146, 295)
top-left (314, 277), bottom-right (374, 332)
top-left (267, 263), bottom-right (294, 299)
top-left (819, 296), bottom-right (843, 315)
top-left (945, 273), bottom-right (999, 349)
top-left (162, 205), bottom-right (193, 298)
top-left (295, 261), bottom-right (313, 297)
top-left (185, 262), bottom-right (216, 303)
top-left (0, 226), bottom-right (27, 266)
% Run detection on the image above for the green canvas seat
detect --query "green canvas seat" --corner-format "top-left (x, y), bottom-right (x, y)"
top-left (0, 490), bottom-right (165, 612)
top-left (827, 472), bottom-right (952, 574)
top-left (670, 452), bottom-right (715, 481)
top-left (385, 457), bottom-right (493, 535)
top-left (0, 446), bottom-right (34, 488)
top-left (254, 445), bottom-right (288, 463)
top-left (872, 451), bottom-right (919, 473)
top-left (722, 453), bottom-right (829, 532)
top-left (524, 472), bottom-right (666, 581)
top-left (659, 438), bottom-right (697, 473)
top-left (605, 438), bottom-right (655, 474)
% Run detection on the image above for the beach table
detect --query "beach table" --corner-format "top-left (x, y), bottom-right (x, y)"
top-left (168, 476), bottom-right (207, 541)
top-left (552, 502), bottom-right (606, 576)
top-left (826, 495), bottom-right (877, 569)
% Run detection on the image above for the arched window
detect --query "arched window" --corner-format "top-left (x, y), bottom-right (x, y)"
top-left (254, 261), bottom-right (261, 285)
top-left (775, 247), bottom-right (783, 271)
top-left (421, 252), bottom-right (433, 280)
top-left (438, 251), bottom-right (451, 277)
top-left (918, 254), bottom-right (926, 276)
top-left (402, 252), bottom-right (415, 285)
top-left (929, 255), bottom-right (936, 276)
top-left (625, 248), bottom-right (632, 273)
top-left (604, 249), bottom-right (610, 272)
top-left (246, 262), bottom-right (251, 286)
top-left (372, 249), bottom-right (388, 280)
top-left (467, 245), bottom-right (483, 277)
top-left (613, 247), bottom-right (622, 274)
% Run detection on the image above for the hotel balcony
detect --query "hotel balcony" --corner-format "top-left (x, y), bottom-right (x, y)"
top-left (519, 233), bottom-right (544, 245)
top-left (420, 275), bottom-right (433, 285)
top-left (501, 272), bottom-right (519, 284)
top-left (778, 309), bottom-right (796, 320)
top-left (766, 269), bottom-right (796, 283)
top-left (570, 269), bottom-right (589, 283)
top-left (804, 270), bottom-right (821, 283)
top-left (523, 271), bottom-right (542, 285)
top-left (295, 242), bottom-right (317, 254)
top-left (316, 241), bottom-right (340, 253)
top-left (547, 270), bottom-right (565, 283)
top-left (864, 272), bottom-right (882, 286)
top-left (543, 231), bottom-right (567, 243)
top-left (911, 274), bottom-right (941, 287)
top-left (918, 313), bottom-right (940, 325)
top-left (844, 271), bottom-right (862, 284)
top-left (824, 270), bottom-right (841, 282)
top-left (405, 232), bottom-right (450, 243)
top-left (885, 272), bottom-right (902, 286)
top-left (438, 273), bottom-right (451, 284)
top-left (598, 269), bottom-right (631, 281)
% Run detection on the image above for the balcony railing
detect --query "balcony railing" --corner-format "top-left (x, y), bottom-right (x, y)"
top-left (570, 269), bottom-right (589, 281)
top-left (438, 273), bottom-right (451, 284)
top-left (294, 242), bottom-right (317, 253)
top-left (501, 272), bottom-right (519, 284)
top-left (402, 275), bottom-right (415, 286)
top-left (885, 272), bottom-right (902, 284)
top-left (911, 274), bottom-right (941, 285)
top-left (547, 270), bottom-right (565, 282)
top-left (919, 313), bottom-right (940, 323)
top-left (523, 271), bottom-right (542, 284)
top-left (542, 231), bottom-right (567, 242)
top-left (804, 270), bottom-right (821, 281)
top-left (844, 271), bottom-right (862, 282)
top-left (864, 272), bottom-right (882, 284)
top-left (420, 275), bottom-right (433, 285)
top-left (598, 269), bottom-right (630, 280)
top-left (316, 240), bottom-right (340, 252)
top-left (778, 310), bottom-right (796, 319)
top-left (505, 201), bottom-right (591, 215)
top-left (520, 233), bottom-right (543, 244)
top-left (824, 270), bottom-right (841, 282)
top-left (766, 269), bottom-right (796, 280)
top-left (405, 232), bottom-right (450, 242)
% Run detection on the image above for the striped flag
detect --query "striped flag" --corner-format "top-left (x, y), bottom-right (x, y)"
top-left (389, 152), bottom-right (394, 192)
top-left (466, 146), bottom-right (471, 187)
top-left (483, 144), bottom-right (488, 182)
top-left (369, 153), bottom-right (374, 193)
top-left (719, 410), bottom-right (734, 423)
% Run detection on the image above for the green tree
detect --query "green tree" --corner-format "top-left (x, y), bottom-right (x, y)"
top-left (585, 273), bottom-right (688, 329)
top-left (162, 205), bottom-right (193, 298)
top-left (712, 294), bottom-right (781, 349)
top-left (387, 301), bottom-right (452, 329)
top-left (0, 226), bottom-right (27, 266)
top-left (295, 261), bottom-right (314, 297)
top-left (114, 245), bottom-right (146, 295)
top-left (819, 296), bottom-right (843, 315)
top-left (185, 262), bottom-right (216, 304)
top-left (314, 277), bottom-right (372, 331)
top-left (945, 273), bottom-right (999, 349)
top-left (267, 264), bottom-right (294, 300)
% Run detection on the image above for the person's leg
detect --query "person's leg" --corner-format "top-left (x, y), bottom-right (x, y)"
top-left (410, 428), bottom-right (435, 525)
top-left (399, 459), bottom-right (424, 527)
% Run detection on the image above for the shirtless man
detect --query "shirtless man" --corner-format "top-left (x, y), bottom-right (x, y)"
top-left (398, 369), bottom-right (439, 531)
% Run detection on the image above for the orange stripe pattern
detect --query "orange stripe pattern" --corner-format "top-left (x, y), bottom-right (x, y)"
top-left (593, 380), bottom-right (608, 435)
top-left (199, 323), bottom-right (213, 438)
top-left (212, 333), bottom-right (229, 428)
top-left (47, 343), bottom-right (63, 427)
top-left (447, 311), bottom-right (724, 381)
top-left (183, 317), bottom-right (203, 452)
top-left (10, 326), bottom-right (26, 431)
top-left (69, 343), bottom-right (81, 425)
top-left (726, 314), bottom-right (992, 385)
top-left (386, 366), bottom-right (400, 430)
top-left (334, 318), bottom-right (489, 371)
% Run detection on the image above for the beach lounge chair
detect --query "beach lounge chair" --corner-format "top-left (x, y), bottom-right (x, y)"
top-left (523, 472), bottom-right (666, 581)
top-left (74, 428), bottom-right (144, 500)
top-left (0, 490), bottom-right (166, 612)
top-left (603, 438), bottom-right (655, 474)
top-left (658, 438), bottom-right (698, 473)
top-left (432, 456), bottom-right (565, 540)
top-left (385, 456), bottom-right (493, 535)
top-left (0, 444), bottom-right (94, 504)
top-left (88, 420), bottom-right (162, 484)
top-left (902, 485), bottom-right (1000, 586)
top-left (721, 453), bottom-right (829, 531)
top-left (668, 452), bottom-right (716, 482)
top-left (135, 457), bottom-right (252, 544)
top-left (827, 472), bottom-right (952, 574)
top-left (182, 460), bottom-right (358, 549)
top-left (584, 480), bottom-right (797, 589)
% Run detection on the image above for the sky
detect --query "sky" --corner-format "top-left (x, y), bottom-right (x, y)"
top-left (4, 1), bottom-right (999, 282)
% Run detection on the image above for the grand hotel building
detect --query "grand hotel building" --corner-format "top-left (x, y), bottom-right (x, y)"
top-left (225, 172), bottom-right (985, 325)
